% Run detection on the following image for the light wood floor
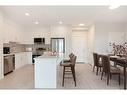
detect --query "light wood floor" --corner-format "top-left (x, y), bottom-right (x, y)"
top-left (57, 64), bottom-right (124, 89)
top-left (0, 64), bottom-right (125, 89)
top-left (0, 64), bottom-right (34, 89)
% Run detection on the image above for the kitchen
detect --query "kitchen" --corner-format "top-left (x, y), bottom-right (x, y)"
top-left (3, 37), bottom-right (60, 74)
top-left (0, 1), bottom-right (127, 95)
top-left (0, 6), bottom-right (127, 89)
top-left (0, 13), bottom-right (89, 88)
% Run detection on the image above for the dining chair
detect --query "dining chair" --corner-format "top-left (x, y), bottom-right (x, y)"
top-left (60, 55), bottom-right (77, 87)
top-left (101, 55), bottom-right (121, 85)
top-left (93, 53), bottom-right (103, 75)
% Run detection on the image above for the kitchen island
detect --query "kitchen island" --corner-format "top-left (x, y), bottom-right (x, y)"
top-left (34, 52), bottom-right (64, 88)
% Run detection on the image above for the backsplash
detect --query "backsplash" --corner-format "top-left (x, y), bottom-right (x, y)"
top-left (3, 42), bottom-right (26, 53)
top-left (25, 44), bottom-right (50, 55)
top-left (3, 42), bottom-right (50, 55)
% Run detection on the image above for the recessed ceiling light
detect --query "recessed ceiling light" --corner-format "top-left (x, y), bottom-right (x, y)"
top-left (25, 13), bottom-right (30, 16)
top-left (59, 21), bottom-right (63, 24)
top-left (109, 5), bottom-right (120, 10)
top-left (79, 23), bottom-right (85, 26)
top-left (35, 21), bottom-right (39, 24)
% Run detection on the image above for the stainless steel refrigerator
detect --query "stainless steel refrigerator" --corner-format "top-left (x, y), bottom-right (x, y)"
top-left (51, 38), bottom-right (65, 53)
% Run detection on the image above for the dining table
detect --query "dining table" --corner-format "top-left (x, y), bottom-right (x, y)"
top-left (110, 55), bottom-right (127, 89)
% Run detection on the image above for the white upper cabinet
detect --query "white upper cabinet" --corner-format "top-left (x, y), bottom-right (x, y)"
top-left (23, 27), bottom-right (51, 44)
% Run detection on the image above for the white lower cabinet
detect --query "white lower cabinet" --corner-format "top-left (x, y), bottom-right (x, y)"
top-left (15, 52), bottom-right (32, 70)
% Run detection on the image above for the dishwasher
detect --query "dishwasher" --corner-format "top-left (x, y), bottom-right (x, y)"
top-left (4, 55), bottom-right (15, 75)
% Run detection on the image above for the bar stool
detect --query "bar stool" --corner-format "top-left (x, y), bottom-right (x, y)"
top-left (62, 53), bottom-right (74, 63)
top-left (60, 55), bottom-right (77, 87)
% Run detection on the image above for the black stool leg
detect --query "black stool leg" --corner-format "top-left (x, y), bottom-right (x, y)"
top-left (71, 66), bottom-right (76, 86)
top-left (62, 66), bottom-right (65, 86)
top-left (107, 73), bottom-right (110, 85)
top-left (101, 70), bottom-right (104, 80)
top-left (93, 65), bottom-right (95, 72)
top-left (96, 67), bottom-right (99, 75)
top-left (119, 73), bottom-right (120, 85)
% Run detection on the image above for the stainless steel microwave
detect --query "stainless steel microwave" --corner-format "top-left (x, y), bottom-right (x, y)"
top-left (34, 38), bottom-right (45, 44)
top-left (3, 47), bottom-right (10, 54)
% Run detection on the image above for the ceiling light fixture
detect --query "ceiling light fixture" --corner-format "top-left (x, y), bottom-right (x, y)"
top-left (109, 4), bottom-right (120, 9)
top-left (79, 23), bottom-right (85, 26)
top-left (35, 21), bottom-right (39, 25)
top-left (25, 13), bottom-right (30, 16)
top-left (109, 0), bottom-right (120, 10)
top-left (59, 21), bottom-right (63, 24)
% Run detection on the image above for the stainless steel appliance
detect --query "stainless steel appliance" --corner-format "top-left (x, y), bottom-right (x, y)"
top-left (32, 54), bottom-right (41, 63)
top-left (51, 38), bottom-right (65, 53)
top-left (4, 55), bottom-right (15, 75)
top-left (3, 47), bottom-right (10, 54)
top-left (34, 38), bottom-right (45, 44)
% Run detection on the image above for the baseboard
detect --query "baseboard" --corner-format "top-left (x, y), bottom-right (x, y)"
top-left (76, 62), bottom-right (93, 67)
top-left (76, 62), bottom-right (85, 64)
top-left (88, 63), bottom-right (92, 66)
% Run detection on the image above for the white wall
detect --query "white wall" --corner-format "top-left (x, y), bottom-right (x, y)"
top-left (87, 23), bottom-right (127, 65)
top-left (0, 11), bottom-right (4, 79)
top-left (108, 23), bottom-right (126, 44)
top-left (94, 23), bottom-right (109, 54)
top-left (88, 25), bottom-right (95, 65)
top-left (94, 23), bottom-right (126, 54)
top-left (124, 23), bottom-right (127, 42)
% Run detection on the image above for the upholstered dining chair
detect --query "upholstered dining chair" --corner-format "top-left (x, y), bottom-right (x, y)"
top-left (93, 53), bottom-right (103, 75)
top-left (101, 55), bottom-right (121, 85)
top-left (60, 55), bottom-right (77, 87)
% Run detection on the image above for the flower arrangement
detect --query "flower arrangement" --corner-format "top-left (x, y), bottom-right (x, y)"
top-left (109, 42), bottom-right (127, 56)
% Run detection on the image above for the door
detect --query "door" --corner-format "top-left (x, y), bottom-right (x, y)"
top-left (72, 31), bottom-right (88, 63)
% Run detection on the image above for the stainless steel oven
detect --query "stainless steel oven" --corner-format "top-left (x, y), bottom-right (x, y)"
top-left (4, 55), bottom-right (15, 75)
top-left (3, 47), bottom-right (10, 54)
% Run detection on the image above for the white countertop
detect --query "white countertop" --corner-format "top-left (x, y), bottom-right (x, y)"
top-left (34, 53), bottom-right (64, 59)
top-left (3, 53), bottom-right (15, 56)
top-left (3, 51), bottom-right (32, 56)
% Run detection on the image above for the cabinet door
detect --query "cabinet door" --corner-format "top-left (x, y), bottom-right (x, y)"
top-left (23, 52), bottom-right (32, 64)
top-left (21, 54), bottom-right (25, 67)
top-left (15, 53), bottom-right (22, 69)
top-left (26, 52), bottom-right (32, 64)
top-left (45, 38), bottom-right (50, 44)
top-left (15, 52), bottom-right (32, 70)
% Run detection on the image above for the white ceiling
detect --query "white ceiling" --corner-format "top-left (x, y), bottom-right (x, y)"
top-left (0, 6), bottom-right (127, 27)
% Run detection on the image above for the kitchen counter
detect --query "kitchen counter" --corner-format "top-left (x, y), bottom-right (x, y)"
top-left (35, 54), bottom-right (58, 59)
top-left (3, 53), bottom-right (15, 56)
top-left (34, 52), bottom-right (64, 88)
top-left (3, 51), bottom-right (32, 56)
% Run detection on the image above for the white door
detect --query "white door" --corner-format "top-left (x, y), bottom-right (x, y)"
top-left (72, 31), bottom-right (88, 63)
